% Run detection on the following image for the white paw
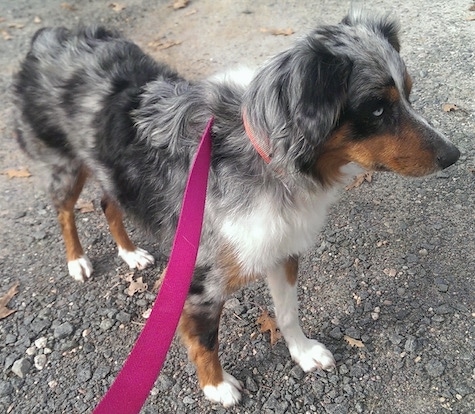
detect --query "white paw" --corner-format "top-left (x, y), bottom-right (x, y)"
top-left (68, 256), bottom-right (93, 282)
top-left (118, 247), bottom-right (155, 270)
top-left (202, 371), bottom-right (243, 408)
top-left (289, 339), bottom-right (336, 372)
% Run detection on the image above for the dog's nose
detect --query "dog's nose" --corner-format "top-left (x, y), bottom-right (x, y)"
top-left (437, 143), bottom-right (460, 170)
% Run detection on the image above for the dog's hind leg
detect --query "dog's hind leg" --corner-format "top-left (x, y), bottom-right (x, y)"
top-left (100, 195), bottom-right (155, 270)
top-left (179, 297), bottom-right (242, 407)
top-left (51, 164), bottom-right (93, 282)
top-left (266, 257), bottom-right (336, 372)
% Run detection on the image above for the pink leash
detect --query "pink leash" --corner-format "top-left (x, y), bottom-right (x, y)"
top-left (94, 118), bottom-right (213, 414)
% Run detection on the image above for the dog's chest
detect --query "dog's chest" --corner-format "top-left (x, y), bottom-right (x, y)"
top-left (220, 189), bottom-right (337, 273)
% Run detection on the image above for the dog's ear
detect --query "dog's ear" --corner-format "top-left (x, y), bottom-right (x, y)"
top-left (341, 11), bottom-right (400, 52)
top-left (293, 40), bottom-right (353, 148)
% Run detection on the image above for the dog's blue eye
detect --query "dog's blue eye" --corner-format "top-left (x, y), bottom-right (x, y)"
top-left (372, 107), bottom-right (384, 117)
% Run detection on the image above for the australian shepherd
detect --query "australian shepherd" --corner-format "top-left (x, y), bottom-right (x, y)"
top-left (13, 11), bottom-right (459, 407)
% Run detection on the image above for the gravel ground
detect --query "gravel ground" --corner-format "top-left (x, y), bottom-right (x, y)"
top-left (1, 0), bottom-right (475, 413)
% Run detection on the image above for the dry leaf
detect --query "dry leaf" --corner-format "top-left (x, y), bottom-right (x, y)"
top-left (126, 276), bottom-right (148, 296)
top-left (2, 30), bottom-right (12, 40)
top-left (120, 271), bottom-right (135, 283)
top-left (257, 310), bottom-right (281, 345)
top-left (383, 268), bottom-right (397, 277)
top-left (261, 27), bottom-right (295, 36)
top-left (8, 22), bottom-right (25, 29)
top-left (147, 39), bottom-right (182, 50)
top-left (346, 171), bottom-right (373, 190)
top-left (442, 103), bottom-right (460, 112)
top-left (0, 282), bottom-right (19, 319)
top-left (172, 0), bottom-right (189, 10)
top-left (343, 335), bottom-right (364, 348)
top-left (2, 168), bottom-right (32, 179)
top-left (75, 199), bottom-right (94, 213)
top-left (61, 3), bottom-right (77, 11)
top-left (466, 15), bottom-right (475, 21)
top-left (109, 2), bottom-right (126, 12)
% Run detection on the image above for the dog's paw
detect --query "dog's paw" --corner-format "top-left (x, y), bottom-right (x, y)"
top-left (202, 371), bottom-right (243, 407)
top-left (68, 256), bottom-right (93, 282)
top-left (118, 247), bottom-right (155, 270)
top-left (289, 339), bottom-right (336, 372)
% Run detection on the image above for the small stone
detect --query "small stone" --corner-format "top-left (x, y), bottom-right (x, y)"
top-left (115, 311), bottom-right (131, 323)
top-left (290, 365), bottom-right (305, 380)
top-left (246, 376), bottom-right (258, 392)
top-left (0, 380), bottom-right (14, 397)
top-left (26, 346), bottom-right (36, 356)
top-left (100, 319), bottom-right (115, 331)
top-left (329, 327), bottom-right (343, 340)
top-left (404, 336), bottom-right (418, 353)
top-left (345, 327), bottom-right (361, 339)
top-left (34, 354), bottom-right (47, 370)
top-left (5, 334), bottom-right (17, 345)
top-left (34, 337), bottom-right (48, 349)
top-left (425, 359), bottom-right (445, 377)
top-left (434, 304), bottom-right (452, 315)
top-left (12, 358), bottom-right (32, 378)
top-left (54, 322), bottom-right (74, 339)
top-left (183, 396), bottom-right (195, 405)
top-left (76, 365), bottom-right (92, 383)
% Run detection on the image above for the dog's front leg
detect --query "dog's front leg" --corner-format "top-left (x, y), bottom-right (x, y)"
top-left (266, 257), bottom-right (336, 372)
top-left (179, 302), bottom-right (242, 407)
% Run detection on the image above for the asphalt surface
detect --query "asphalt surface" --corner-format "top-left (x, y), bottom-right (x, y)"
top-left (1, 0), bottom-right (474, 413)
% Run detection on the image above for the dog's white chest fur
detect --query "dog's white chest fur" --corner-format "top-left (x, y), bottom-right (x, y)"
top-left (221, 188), bottom-right (338, 274)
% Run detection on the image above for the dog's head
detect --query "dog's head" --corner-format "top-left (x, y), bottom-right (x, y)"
top-left (245, 12), bottom-right (460, 186)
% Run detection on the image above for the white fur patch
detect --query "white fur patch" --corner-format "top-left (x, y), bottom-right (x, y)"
top-left (68, 256), bottom-right (93, 282)
top-left (221, 189), bottom-right (338, 274)
top-left (118, 246), bottom-right (155, 270)
top-left (210, 66), bottom-right (256, 88)
top-left (288, 338), bottom-right (336, 372)
top-left (202, 371), bottom-right (243, 408)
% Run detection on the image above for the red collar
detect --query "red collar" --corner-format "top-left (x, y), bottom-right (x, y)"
top-left (242, 110), bottom-right (272, 164)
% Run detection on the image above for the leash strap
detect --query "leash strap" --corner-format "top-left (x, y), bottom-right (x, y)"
top-left (94, 118), bottom-right (213, 414)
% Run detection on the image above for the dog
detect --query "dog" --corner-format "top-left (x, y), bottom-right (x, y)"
top-left (13, 11), bottom-right (460, 407)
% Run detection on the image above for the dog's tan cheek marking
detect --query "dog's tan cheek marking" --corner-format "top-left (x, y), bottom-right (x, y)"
top-left (179, 307), bottom-right (224, 388)
top-left (314, 123), bottom-right (354, 186)
top-left (285, 256), bottom-right (298, 286)
top-left (101, 196), bottom-right (136, 252)
top-left (404, 72), bottom-right (413, 97)
top-left (56, 167), bottom-right (88, 262)
top-left (344, 128), bottom-right (436, 176)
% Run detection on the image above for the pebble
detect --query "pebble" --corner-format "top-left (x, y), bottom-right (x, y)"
top-left (34, 354), bottom-right (47, 370)
top-left (425, 359), bottom-right (445, 377)
top-left (100, 318), bottom-right (115, 331)
top-left (12, 358), bottom-right (32, 378)
top-left (53, 322), bottom-right (74, 339)
top-left (0, 380), bottom-right (14, 397)
top-left (76, 365), bottom-right (92, 383)
top-left (34, 337), bottom-right (48, 349)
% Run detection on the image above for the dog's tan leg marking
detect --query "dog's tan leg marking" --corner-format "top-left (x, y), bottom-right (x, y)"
top-left (285, 255), bottom-right (299, 286)
top-left (179, 305), bottom-right (242, 407)
top-left (56, 167), bottom-right (92, 281)
top-left (101, 195), bottom-right (154, 270)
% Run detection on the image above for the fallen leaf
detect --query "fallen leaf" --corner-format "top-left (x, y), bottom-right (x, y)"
top-left (2, 168), bottom-right (32, 179)
top-left (109, 2), bottom-right (126, 12)
top-left (383, 268), bottom-right (397, 277)
top-left (466, 15), bottom-right (475, 21)
top-left (257, 310), bottom-right (281, 345)
top-left (261, 27), bottom-right (295, 36)
top-left (120, 271), bottom-right (135, 283)
top-left (1, 30), bottom-right (12, 40)
top-left (442, 103), bottom-right (460, 112)
top-left (344, 335), bottom-right (364, 348)
top-left (147, 39), bottom-right (182, 50)
top-left (0, 282), bottom-right (19, 319)
top-left (126, 276), bottom-right (148, 296)
top-left (346, 171), bottom-right (373, 190)
top-left (61, 3), bottom-right (77, 11)
top-left (8, 22), bottom-right (25, 29)
top-left (172, 0), bottom-right (189, 10)
top-left (75, 199), bottom-right (94, 213)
